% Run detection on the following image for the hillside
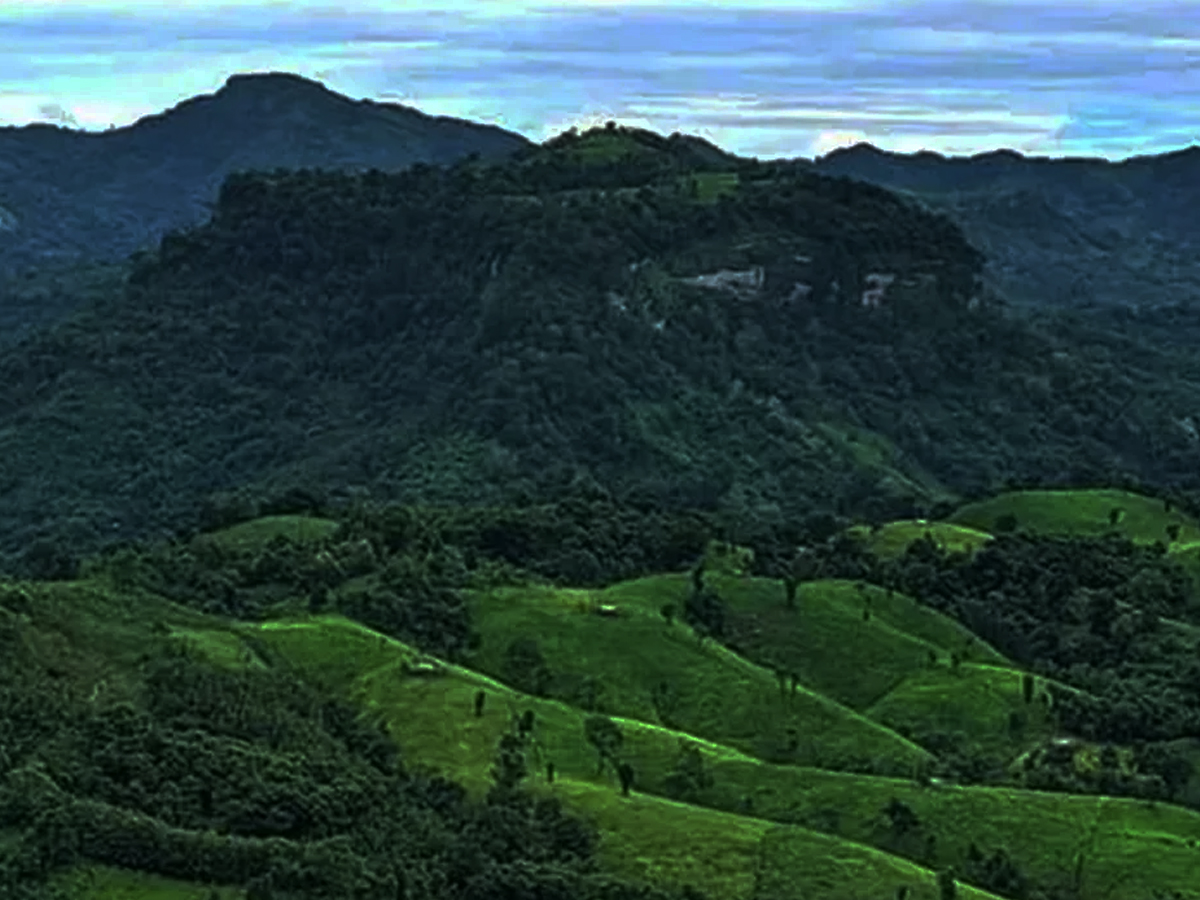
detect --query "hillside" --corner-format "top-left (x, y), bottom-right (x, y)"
top-left (7, 120), bottom-right (1200, 582)
top-left (5, 489), bottom-right (1200, 900)
top-left (810, 142), bottom-right (1200, 312)
top-left (0, 71), bottom-right (532, 341)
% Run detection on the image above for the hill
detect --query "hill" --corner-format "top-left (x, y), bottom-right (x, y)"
top-left (0, 71), bottom-right (532, 341)
top-left (811, 141), bottom-right (1200, 312)
top-left (6, 115), bottom-right (1200, 578)
top-left (6, 499), bottom-right (1200, 900)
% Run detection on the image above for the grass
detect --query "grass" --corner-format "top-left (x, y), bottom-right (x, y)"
top-left (247, 617), bottom-right (1001, 900)
top-left (246, 614), bottom-right (1200, 900)
top-left (689, 172), bottom-right (739, 203)
top-left (863, 663), bottom-right (1061, 760)
top-left (458, 579), bottom-right (934, 774)
top-left (10, 508), bottom-right (1200, 900)
top-left (191, 514), bottom-right (339, 553)
top-left (848, 520), bottom-right (995, 560)
top-left (678, 573), bottom-right (1010, 708)
top-left (947, 488), bottom-right (1200, 545)
top-left (47, 865), bottom-right (243, 899)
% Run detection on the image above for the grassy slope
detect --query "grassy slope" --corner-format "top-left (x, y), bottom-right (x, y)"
top-left (847, 520), bottom-right (995, 560)
top-left (194, 514), bottom-right (340, 552)
top-left (7, 502), bottom-right (1200, 900)
top-left (246, 614), bottom-right (1200, 900)
top-left (459, 579), bottom-right (933, 774)
top-left (947, 488), bottom-right (1200, 545)
top-left (599, 572), bottom-right (1059, 761)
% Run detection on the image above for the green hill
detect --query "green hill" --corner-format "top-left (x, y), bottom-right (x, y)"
top-left (244, 611), bottom-right (1200, 900)
top-left (947, 488), bottom-right (1200, 545)
top-left (456, 581), bottom-right (933, 774)
top-left (848, 520), bottom-right (995, 560)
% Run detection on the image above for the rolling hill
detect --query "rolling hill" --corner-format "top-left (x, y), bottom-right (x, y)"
top-left (5, 497), bottom-right (1200, 900)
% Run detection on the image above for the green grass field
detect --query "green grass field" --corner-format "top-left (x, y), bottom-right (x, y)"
top-left (243, 613), bottom-right (1200, 900)
top-left (190, 514), bottom-right (340, 553)
top-left (947, 488), bottom-right (1200, 545)
top-left (848, 520), bottom-right (995, 560)
top-left (9, 495), bottom-right (1200, 900)
top-left (457, 579), bottom-right (933, 774)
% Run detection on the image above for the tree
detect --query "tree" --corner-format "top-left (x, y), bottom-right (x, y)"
top-left (1022, 673), bottom-right (1035, 705)
top-left (490, 732), bottom-right (528, 793)
top-left (883, 798), bottom-right (920, 837)
top-left (617, 761), bottom-right (635, 796)
top-left (503, 637), bottom-right (554, 697)
top-left (518, 709), bottom-right (536, 737)
top-left (546, 761), bottom-right (556, 783)
top-left (937, 867), bottom-right (958, 900)
top-left (584, 715), bottom-right (624, 776)
top-left (474, 690), bottom-right (486, 717)
top-left (783, 576), bottom-right (799, 610)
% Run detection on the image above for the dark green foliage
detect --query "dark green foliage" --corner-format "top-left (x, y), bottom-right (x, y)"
top-left (0, 637), bottom-right (716, 900)
top-left (474, 690), bottom-right (486, 718)
top-left (8, 131), bottom-right (1179, 583)
top-left (937, 867), bottom-right (958, 900)
top-left (1109, 507), bottom-right (1124, 526)
top-left (1166, 523), bottom-right (1181, 542)
top-left (862, 532), bottom-right (1200, 747)
top-left (503, 638), bottom-right (555, 697)
top-left (994, 514), bottom-right (1019, 534)
top-left (489, 732), bottom-right (529, 794)
top-left (1021, 672), bottom-right (1035, 705)
top-left (661, 603), bottom-right (676, 626)
top-left (546, 761), bottom-right (555, 783)
top-left (649, 679), bottom-right (682, 730)
top-left (962, 844), bottom-right (1029, 900)
top-left (783, 576), bottom-right (799, 609)
top-left (616, 762), bottom-right (635, 797)
top-left (518, 709), bottom-right (536, 737)
top-left (883, 798), bottom-right (920, 837)
top-left (662, 743), bottom-right (715, 802)
top-left (683, 584), bottom-right (727, 640)
top-left (583, 716), bottom-right (624, 776)
top-left (1008, 711), bottom-right (1028, 737)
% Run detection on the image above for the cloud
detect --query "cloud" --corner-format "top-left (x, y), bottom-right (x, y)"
top-left (0, 0), bottom-right (1196, 160)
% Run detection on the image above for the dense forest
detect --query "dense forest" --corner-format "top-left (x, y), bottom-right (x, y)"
top-left (5, 122), bottom-right (1200, 900)
top-left (11, 124), bottom-right (1200, 580)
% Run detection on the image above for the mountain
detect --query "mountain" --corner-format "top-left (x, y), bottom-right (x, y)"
top-left (0, 71), bottom-right (533, 340)
top-left (810, 141), bottom-right (1200, 310)
top-left (3, 120), bottom-right (1200, 578)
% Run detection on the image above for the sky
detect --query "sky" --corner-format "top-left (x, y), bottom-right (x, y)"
top-left (0, 0), bottom-right (1197, 162)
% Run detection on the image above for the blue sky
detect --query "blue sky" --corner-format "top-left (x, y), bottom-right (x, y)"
top-left (1, 0), bottom-right (1196, 161)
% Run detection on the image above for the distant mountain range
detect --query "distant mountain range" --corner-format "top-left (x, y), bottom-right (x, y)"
top-left (1, 71), bottom-right (1197, 328)
top-left (0, 71), bottom-right (531, 277)
top-left (811, 141), bottom-right (1200, 311)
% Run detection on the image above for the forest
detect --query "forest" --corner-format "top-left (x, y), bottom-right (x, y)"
top-left (4, 124), bottom-right (1200, 900)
